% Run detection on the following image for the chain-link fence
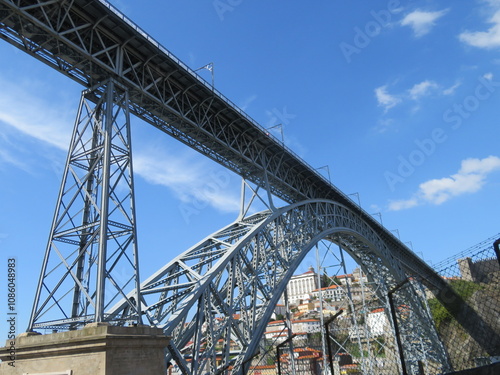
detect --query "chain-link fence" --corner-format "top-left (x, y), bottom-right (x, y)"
top-left (246, 333), bottom-right (325, 375)
top-left (249, 304), bottom-right (407, 375)
top-left (389, 235), bottom-right (500, 374)
top-left (428, 235), bottom-right (500, 371)
top-left (245, 236), bottom-right (499, 375)
top-left (324, 307), bottom-right (403, 375)
top-left (247, 290), bottom-right (410, 374)
top-left (388, 278), bottom-right (451, 375)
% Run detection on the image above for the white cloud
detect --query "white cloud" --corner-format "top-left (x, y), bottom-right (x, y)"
top-left (459, 155), bottom-right (500, 175)
top-left (0, 78), bottom-right (74, 174)
top-left (239, 94), bottom-right (258, 111)
top-left (401, 9), bottom-right (449, 37)
top-left (375, 85), bottom-right (401, 112)
top-left (408, 80), bottom-right (439, 100)
top-left (388, 198), bottom-right (418, 211)
top-left (375, 77), bottom-right (467, 117)
top-left (0, 147), bottom-right (32, 172)
top-left (388, 156), bottom-right (500, 210)
top-left (443, 81), bottom-right (462, 95)
top-left (419, 173), bottom-right (484, 204)
top-left (483, 72), bottom-right (494, 80)
top-left (0, 78), bottom-right (73, 151)
top-left (133, 150), bottom-right (240, 214)
top-left (0, 77), bottom-right (241, 215)
top-left (374, 118), bottom-right (396, 134)
top-left (375, 79), bottom-right (443, 115)
top-left (459, 10), bottom-right (500, 49)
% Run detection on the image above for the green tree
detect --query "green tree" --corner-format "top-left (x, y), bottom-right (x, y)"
top-left (428, 279), bottom-right (483, 329)
top-left (321, 274), bottom-right (342, 288)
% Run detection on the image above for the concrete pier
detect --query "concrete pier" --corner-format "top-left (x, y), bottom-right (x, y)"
top-left (0, 324), bottom-right (170, 375)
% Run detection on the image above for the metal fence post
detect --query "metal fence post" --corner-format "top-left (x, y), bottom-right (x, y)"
top-left (277, 334), bottom-right (296, 375)
top-left (324, 309), bottom-right (343, 375)
top-left (388, 278), bottom-right (411, 375)
top-left (493, 238), bottom-right (500, 267)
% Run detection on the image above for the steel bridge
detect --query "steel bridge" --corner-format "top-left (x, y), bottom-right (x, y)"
top-left (0, 1), bottom-right (496, 374)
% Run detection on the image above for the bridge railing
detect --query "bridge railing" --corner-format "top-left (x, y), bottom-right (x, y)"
top-left (114, 0), bottom-right (430, 286)
top-left (98, 0), bottom-right (288, 147)
top-left (96, 1), bottom-right (377, 218)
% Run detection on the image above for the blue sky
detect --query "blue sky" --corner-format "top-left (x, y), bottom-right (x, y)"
top-left (1, 0), bottom-right (500, 335)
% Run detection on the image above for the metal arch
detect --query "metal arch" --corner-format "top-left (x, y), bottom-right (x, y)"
top-left (0, 0), bottom-right (402, 217)
top-left (0, 0), bottom-right (433, 269)
top-left (108, 199), bottom-right (445, 375)
top-left (0, 1), bottom-right (492, 366)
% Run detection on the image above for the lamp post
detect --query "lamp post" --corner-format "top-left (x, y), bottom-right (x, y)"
top-left (267, 123), bottom-right (284, 144)
top-left (371, 212), bottom-right (383, 226)
top-left (316, 165), bottom-right (331, 182)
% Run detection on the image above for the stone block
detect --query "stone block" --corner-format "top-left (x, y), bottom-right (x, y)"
top-left (0, 325), bottom-right (170, 375)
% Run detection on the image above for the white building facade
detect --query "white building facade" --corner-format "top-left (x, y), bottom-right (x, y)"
top-left (367, 308), bottom-right (389, 336)
top-left (286, 266), bottom-right (318, 305)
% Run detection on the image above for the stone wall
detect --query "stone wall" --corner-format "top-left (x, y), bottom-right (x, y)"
top-left (0, 324), bottom-right (170, 375)
top-left (458, 257), bottom-right (500, 283)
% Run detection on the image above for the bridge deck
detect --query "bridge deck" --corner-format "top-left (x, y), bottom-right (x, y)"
top-left (0, 0), bottom-right (441, 287)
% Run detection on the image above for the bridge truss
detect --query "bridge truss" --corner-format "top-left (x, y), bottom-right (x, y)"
top-left (107, 199), bottom-right (448, 374)
top-left (0, 0), bottom-right (497, 374)
top-left (28, 80), bottom-right (143, 330)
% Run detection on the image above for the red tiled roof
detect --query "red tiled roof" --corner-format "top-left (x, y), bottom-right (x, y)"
top-left (312, 285), bottom-right (340, 292)
top-left (268, 320), bottom-right (285, 325)
top-left (334, 273), bottom-right (353, 279)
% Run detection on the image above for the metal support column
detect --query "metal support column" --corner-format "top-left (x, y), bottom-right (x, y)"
top-left (388, 279), bottom-right (410, 375)
top-left (325, 309), bottom-right (343, 375)
top-left (28, 80), bottom-right (142, 331)
top-left (494, 238), bottom-right (500, 267)
top-left (316, 245), bottom-right (329, 374)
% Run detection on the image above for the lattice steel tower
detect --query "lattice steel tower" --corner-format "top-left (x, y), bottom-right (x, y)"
top-left (28, 80), bottom-right (142, 330)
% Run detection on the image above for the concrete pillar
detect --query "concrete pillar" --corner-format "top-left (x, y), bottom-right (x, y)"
top-left (458, 257), bottom-right (474, 282)
top-left (0, 324), bottom-right (170, 375)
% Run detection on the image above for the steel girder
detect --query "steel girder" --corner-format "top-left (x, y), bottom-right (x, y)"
top-left (0, 0), bottom-right (313, 204)
top-left (108, 199), bottom-right (447, 375)
top-left (28, 80), bottom-right (142, 331)
top-left (0, 0), bottom-right (449, 294)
